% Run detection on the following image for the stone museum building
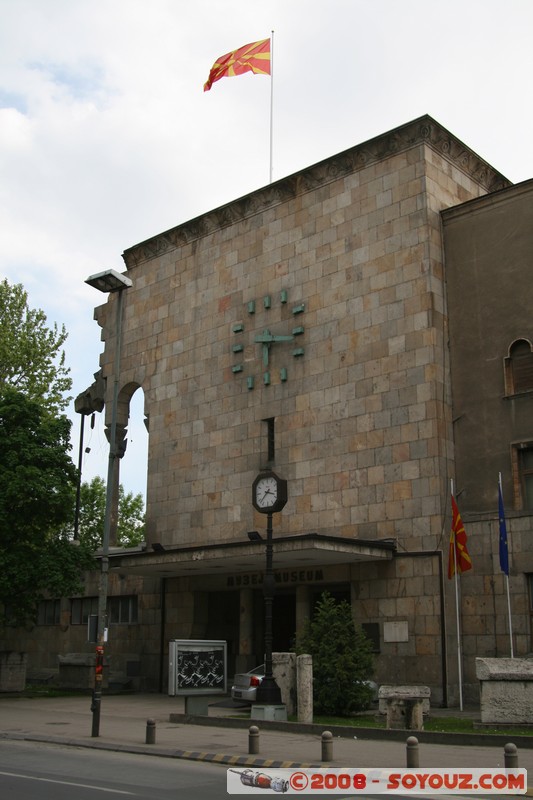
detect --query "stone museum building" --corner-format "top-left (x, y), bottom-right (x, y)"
top-left (3, 115), bottom-right (533, 706)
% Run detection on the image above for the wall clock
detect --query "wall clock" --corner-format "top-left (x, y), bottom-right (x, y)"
top-left (252, 469), bottom-right (288, 514)
top-left (231, 290), bottom-right (304, 388)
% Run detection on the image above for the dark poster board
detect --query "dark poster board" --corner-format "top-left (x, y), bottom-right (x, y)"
top-left (168, 639), bottom-right (227, 695)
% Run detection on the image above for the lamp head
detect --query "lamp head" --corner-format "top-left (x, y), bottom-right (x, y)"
top-left (85, 269), bottom-right (132, 293)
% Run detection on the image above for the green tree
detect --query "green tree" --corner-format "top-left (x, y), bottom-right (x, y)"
top-left (0, 388), bottom-right (94, 625)
top-left (296, 591), bottom-right (375, 716)
top-left (77, 476), bottom-right (145, 550)
top-left (0, 279), bottom-right (71, 413)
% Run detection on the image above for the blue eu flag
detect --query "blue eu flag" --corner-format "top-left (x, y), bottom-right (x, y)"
top-left (498, 484), bottom-right (509, 576)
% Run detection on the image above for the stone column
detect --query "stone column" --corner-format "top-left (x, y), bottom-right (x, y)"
top-left (297, 653), bottom-right (313, 723)
top-left (273, 652), bottom-right (296, 715)
top-left (106, 421), bottom-right (128, 547)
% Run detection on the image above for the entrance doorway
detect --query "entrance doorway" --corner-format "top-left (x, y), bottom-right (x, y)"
top-left (252, 590), bottom-right (296, 662)
top-left (273, 593), bottom-right (296, 651)
top-left (311, 586), bottom-right (351, 613)
top-left (205, 591), bottom-right (240, 677)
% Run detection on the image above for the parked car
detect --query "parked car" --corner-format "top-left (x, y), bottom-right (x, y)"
top-left (231, 664), bottom-right (378, 707)
top-left (231, 664), bottom-right (265, 702)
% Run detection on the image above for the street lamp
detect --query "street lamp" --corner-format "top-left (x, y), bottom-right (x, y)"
top-left (85, 268), bottom-right (132, 737)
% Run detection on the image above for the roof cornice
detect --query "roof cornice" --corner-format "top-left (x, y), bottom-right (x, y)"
top-left (123, 115), bottom-right (511, 269)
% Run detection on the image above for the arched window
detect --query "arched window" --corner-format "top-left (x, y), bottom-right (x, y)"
top-left (504, 339), bottom-right (533, 395)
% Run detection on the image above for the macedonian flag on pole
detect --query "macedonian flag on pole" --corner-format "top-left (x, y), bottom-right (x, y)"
top-left (448, 483), bottom-right (472, 711)
top-left (448, 494), bottom-right (473, 579)
top-left (203, 38), bottom-right (271, 91)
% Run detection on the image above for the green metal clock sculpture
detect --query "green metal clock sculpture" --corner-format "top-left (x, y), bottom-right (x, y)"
top-left (231, 290), bottom-right (304, 388)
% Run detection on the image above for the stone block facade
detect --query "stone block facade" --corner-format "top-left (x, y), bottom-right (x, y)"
top-left (102, 120), bottom-right (504, 556)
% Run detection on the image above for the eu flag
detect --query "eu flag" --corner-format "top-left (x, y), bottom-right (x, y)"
top-left (498, 483), bottom-right (509, 576)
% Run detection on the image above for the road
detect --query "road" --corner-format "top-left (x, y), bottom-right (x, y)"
top-left (0, 739), bottom-right (227, 799)
top-left (0, 739), bottom-right (345, 799)
top-left (0, 739), bottom-right (525, 799)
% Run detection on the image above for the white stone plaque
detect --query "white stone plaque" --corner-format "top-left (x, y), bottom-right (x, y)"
top-left (383, 621), bottom-right (409, 642)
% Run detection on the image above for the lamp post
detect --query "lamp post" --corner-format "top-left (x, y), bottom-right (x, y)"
top-left (248, 515), bottom-right (281, 704)
top-left (85, 269), bottom-right (132, 737)
top-left (251, 470), bottom-right (287, 707)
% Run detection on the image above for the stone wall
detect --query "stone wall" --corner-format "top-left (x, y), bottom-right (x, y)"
top-left (0, 573), bottom-right (163, 692)
top-left (99, 123), bottom-right (496, 558)
top-left (476, 657), bottom-right (533, 723)
top-left (0, 651), bottom-right (27, 692)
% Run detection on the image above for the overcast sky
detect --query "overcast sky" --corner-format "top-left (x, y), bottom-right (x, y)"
top-left (2, 0), bottom-right (533, 499)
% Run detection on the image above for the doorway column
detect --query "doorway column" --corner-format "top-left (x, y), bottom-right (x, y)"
top-left (236, 587), bottom-right (254, 673)
top-left (296, 585), bottom-right (311, 638)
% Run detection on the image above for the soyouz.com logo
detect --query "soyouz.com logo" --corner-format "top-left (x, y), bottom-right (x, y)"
top-left (226, 767), bottom-right (527, 794)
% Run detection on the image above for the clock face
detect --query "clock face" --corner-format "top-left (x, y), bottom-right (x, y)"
top-left (252, 470), bottom-right (288, 513)
top-left (231, 291), bottom-right (305, 388)
top-left (255, 476), bottom-right (278, 509)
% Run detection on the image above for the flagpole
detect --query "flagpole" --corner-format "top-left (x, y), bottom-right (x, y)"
top-left (499, 473), bottom-right (514, 658)
top-left (505, 573), bottom-right (514, 658)
top-left (451, 479), bottom-right (464, 711)
top-left (269, 30), bottom-right (274, 183)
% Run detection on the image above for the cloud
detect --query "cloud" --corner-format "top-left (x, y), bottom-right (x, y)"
top-left (2, 0), bottom-right (533, 496)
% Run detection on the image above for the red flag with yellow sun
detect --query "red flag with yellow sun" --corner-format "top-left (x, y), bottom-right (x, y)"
top-left (448, 495), bottom-right (473, 579)
top-left (204, 39), bottom-right (271, 92)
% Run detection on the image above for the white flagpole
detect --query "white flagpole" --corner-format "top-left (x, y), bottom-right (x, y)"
top-left (451, 479), bottom-right (464, 711)
top-left (499, 472), bottom-right (514, 658)
top-left (269, 30), bottom-right (274, 184)
top-left (506, 568), bottom-right (514, 658)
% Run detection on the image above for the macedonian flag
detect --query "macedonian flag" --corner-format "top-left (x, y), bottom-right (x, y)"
top-left (204, 38), bottom-right (271, 92)
top-left (448, 495), bottom-right (473, 579)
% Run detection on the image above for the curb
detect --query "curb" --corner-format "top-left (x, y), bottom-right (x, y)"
top-left (0, 731), bottom-right (322, 769)
top-left (169, 713), bottom-right (533, 750)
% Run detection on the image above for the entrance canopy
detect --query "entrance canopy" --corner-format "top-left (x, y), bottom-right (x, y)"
top-left (108, 533), bottom-right (396, 578)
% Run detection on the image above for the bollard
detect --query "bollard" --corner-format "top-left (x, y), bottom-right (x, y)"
top-left (145, 718), bottom-right (156, 745)
top-left (321, 730), bottom-right (333, 762)
top-left (248, 725), bottom-right (260, 755)
top-left (406, 736), bottom-right (419, 768)
top-left (504, 743), bottom-right (518, 769)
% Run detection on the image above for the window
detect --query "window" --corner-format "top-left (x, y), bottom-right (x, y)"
top-left (71, 596), bottom-right (98, 625)
top-left (37, 599), bottom-right (60, 626)
top-left (108, 595), bottom-right (138, 624)
top-left (504, 339), bottom-right (533, 395)
top-left (361, 622), bottom-right (380, 653)
top-left (527, 575), bottom-right (533, 644)
top-left (263, 417), bottom-right (275, 462)
top-left (518, 446), bottom-right (533, 511)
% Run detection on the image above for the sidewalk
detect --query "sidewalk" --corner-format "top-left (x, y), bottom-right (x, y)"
top-left (0, 693), bottom-right (532, 775)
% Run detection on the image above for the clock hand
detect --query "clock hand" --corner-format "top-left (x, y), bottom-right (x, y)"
top-left (254, 329), bottom-right (295, 368)
top-left (254, 331), bottom-right (294, 343)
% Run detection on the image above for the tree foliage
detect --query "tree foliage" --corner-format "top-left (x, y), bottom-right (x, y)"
top-left (296, 591), bottom-right (375, 716)
top-left (0, 279), bottom-right (71, 413)
top-left (0, 388), bottom-right (94, 625)
top-left (76, 476), bottom-right (145, 550)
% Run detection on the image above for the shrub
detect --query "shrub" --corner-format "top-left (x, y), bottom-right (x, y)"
top-left (296, 591), bottom-right (375, 716)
